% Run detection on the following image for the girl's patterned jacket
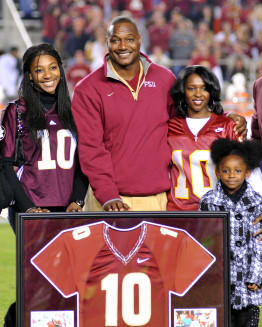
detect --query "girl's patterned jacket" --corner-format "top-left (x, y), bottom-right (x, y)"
top-left (199, 181), bottom-right (262, 310)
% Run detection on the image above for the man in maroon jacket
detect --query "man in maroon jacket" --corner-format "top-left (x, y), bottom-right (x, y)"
top-left (72, 16), bottom-right (246, 212)
top-left (72, 16), bottom-right (175, 211)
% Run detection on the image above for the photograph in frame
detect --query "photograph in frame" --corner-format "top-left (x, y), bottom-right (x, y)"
top-left (17, 211), bottom-right (230, 327)
top-left (174, 308), bottom-right (217, 326)
top-left (30, 310), bottom-right (74, 327)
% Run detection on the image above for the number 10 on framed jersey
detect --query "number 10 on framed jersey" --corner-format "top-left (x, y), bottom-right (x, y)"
top-left (17, 212), bottom-right (230, 327)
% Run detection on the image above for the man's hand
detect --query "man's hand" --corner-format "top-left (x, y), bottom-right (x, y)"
top-left (227, 112), bottom-right (247, 140)
top-left (253, 214), bottom-right (262, 241)
top-left (104, 200), bottom-right (130, 211)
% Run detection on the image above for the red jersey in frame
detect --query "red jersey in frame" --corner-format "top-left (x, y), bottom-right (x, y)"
top-left (31, 221), bottom-right (215, 327)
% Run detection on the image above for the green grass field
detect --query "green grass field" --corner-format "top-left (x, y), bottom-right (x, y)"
top-left (0, 219), bottom-right (262, 326)
top-left (0, 221), bottom-right (16, 325)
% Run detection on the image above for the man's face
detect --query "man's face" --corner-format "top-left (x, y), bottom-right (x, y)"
top-left (107, 21), bottom-right (141, 69)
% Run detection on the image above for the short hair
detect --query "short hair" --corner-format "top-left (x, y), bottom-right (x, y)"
top-left (210, 138), bottom-right (262, 171)
top-left (170, 65), bottom-right (223, 117)
top-left (107, 16), bottom-right (139, 37)
top-left (10, 46), bottom-right (18, 53)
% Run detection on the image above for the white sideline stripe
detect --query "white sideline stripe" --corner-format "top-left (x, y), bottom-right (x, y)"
top-left (4, 0), bottom-right (32, 48)
top-left (0, 208), bottom-right (8, 221)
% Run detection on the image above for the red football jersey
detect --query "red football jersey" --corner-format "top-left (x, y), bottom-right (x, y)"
top-left (66, 63), bottom-right (91, 89)
top-left (31, 221), bottom-right (215, 327)
top-left (0, 102), bottom-right (77, 206)
top-left (167, 114), bottom-right (239, 211)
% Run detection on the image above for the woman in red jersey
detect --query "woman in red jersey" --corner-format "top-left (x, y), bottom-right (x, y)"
top-left (167, 65), bottom-right (239, 211)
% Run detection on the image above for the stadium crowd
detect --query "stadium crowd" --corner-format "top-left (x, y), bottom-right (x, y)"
top-left (1, 2), bottom-right (262, 326)
top-left (1, 0), bottom-right (262, 107)
top-left (39, 0), bottom-right (262, 93)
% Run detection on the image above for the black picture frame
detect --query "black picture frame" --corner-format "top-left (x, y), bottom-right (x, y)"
top-left (17, 211), bottom-right (230, 327)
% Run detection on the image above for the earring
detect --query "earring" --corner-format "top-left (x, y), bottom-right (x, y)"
top-left (208, 100), bottom-right (215, 111)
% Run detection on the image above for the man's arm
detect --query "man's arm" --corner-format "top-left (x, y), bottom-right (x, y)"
top-left (71, 84), bottom-right (129, 210)
top-left (227, 112), bottom-right (247, 140)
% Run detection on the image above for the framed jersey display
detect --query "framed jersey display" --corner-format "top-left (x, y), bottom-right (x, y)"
top-left (17, 211), bottom-right (230, 327)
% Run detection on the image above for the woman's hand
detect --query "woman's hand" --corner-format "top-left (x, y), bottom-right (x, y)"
top-left (66, 202), bottom-right (83, 212)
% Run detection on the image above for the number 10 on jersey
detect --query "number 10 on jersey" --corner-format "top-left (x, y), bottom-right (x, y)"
top-left (102, 272), bottom-right (151, 326)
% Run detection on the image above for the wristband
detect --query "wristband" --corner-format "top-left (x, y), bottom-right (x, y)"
top-left (75, 200), bottom-right (85, 208)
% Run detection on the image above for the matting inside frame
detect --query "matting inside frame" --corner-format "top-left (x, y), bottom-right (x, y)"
top-left (18, 212), bottom-right (229, 327)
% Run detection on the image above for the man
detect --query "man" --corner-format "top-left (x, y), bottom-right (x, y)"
top-left (72, 16), bottom-right (246, 212)
top-left (72, 16), bottom-right (175, 211)
top-left (0, 47), bottom-right (20, 103)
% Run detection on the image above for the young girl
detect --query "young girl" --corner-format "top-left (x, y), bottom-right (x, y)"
top-left (199, 138), bottom-right (262, 327)
top-left (0, 43), bottom-right (88, 231)
top-left (167, 65), bottom-right (240, 211)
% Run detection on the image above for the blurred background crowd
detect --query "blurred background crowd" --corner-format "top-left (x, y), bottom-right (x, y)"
top-left (0, 0), bottom-right (262, 122)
